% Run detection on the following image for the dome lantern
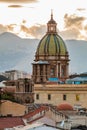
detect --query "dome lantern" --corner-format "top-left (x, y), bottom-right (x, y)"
top-left (47, 11), bottom-right (57, 34)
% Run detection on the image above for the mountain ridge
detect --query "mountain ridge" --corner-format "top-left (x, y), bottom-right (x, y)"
top-left (0, 32), bottom-right (87, 74)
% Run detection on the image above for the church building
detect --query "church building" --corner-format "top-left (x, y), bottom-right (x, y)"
top-left (32, 12), bottom-right (69, 83)
top-left (32, 12), bottom-right (87, 109)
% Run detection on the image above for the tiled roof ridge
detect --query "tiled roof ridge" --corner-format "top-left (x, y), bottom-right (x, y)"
top-left (23, 106), bottom-right (48, 119)
top-left (28, 116), bottom-right (44, 124)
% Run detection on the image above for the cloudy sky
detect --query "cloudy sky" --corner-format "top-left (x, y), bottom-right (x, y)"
top-left (0, 0), bottom-right (87, 40)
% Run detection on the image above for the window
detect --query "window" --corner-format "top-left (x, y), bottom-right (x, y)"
top-left (61, 65), bottom-right (66, 77)
top-left (29, 86), bottom-right (32, 92)
top-left (48, 94), bottom-right (51, 100)
top-left (25, 84), bottom-right (30, 92)
top-left (50, 68), bottom-right (55, 76)
top-left (76, 94), bottom-right (80, 101)
top-left (63, 94), bottom-right (66, 100)
top-left (7, 114), bottom-right (12, 117)
top-left (36, 94), bottom-right (39, 100)
top-left (50, 27), bottom-right (53, 31)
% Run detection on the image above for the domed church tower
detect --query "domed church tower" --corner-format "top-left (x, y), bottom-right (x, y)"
top-left (32, 12), bottom-right (69, 83)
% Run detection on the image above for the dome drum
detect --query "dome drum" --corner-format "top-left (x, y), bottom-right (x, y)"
top-left (35, 54), bottom-right (69, 61)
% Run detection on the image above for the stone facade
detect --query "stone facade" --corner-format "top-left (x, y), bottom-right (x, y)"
top-left (34, 83), bottom-right (87, 108)
top-left (15, 78), bottom-right (34, 103)
top-left (4, 78), bottom-right (34, 103)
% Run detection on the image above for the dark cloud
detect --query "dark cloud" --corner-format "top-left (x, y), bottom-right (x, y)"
top-left (0, 0), bottom-right (38, 3)
top-left (8, 5), bottom-right (23, 8)
top-left (64, 13), bottom-right (85, 29)
top-left (8, 5), bottom-right (34, 8)
top-left (22, 20), bottom-right (27, 24)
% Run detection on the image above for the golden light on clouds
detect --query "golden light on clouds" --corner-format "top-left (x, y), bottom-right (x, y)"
top-left (60, 13), bottom-right (87, 40)
top-left (0, 0), bottom-right (38, 4)
top-left (77, 8), bottom-right (86, 11)
top-left (64, 13), bottom-right (85, 29)
top-left (13, 25), bottom-right (21, 33)
top-left (0, 0), bottom-right (87, 40)
top-left (8, 5), bottom-right (24, 8)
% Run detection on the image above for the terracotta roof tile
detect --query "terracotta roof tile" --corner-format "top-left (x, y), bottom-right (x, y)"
top-left (0, 117), bottom-right (25, 129)
top-left (23, 106), bottom-right (48, 119)
top-left (57, 103), bottom-right (73, 111)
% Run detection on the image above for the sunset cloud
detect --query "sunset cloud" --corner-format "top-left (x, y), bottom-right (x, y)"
top-left (0, 0), bottom-right (87, 41)
top-left (0, 22), bottom-right (46, 39)
top-left (64, 13), bottom-right (85, 29)
top-left (3, 23), bottom-right (46, 39)
top-left (0, 0), bottom-right (38, 4)
top-left (61, 13), bottom-right (87, 40)
top-left (7, 24), bottom-right (17, 32)
top-left (0, 12), bottom-right (87, 40)
top-left (20, 24), bottom-right (46, 39)
top-left (0, 24), bottom-right (8, 34)
top-left (77, 8), bottom-right (86, 11)
top-left (84, 25), bottom-right (87, 31)
top-left (60, 28), bottom-right (80, 40)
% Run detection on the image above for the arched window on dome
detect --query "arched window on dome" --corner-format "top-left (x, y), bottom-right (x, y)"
top-left (50, 68), bottom-right (55, 76)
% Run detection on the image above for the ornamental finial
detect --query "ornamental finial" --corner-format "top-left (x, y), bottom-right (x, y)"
top-left (51, 9), bottom-right (53, 20)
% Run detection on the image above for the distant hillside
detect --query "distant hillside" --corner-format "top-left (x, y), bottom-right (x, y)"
top-left (0, 32), bottom-right (87, 74)
top-left (0, 32), bottom-right (39, 73)
top-left (66, 39), bottom-right (87, 74)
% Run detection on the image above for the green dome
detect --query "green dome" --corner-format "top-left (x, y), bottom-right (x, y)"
top-left (36, 34), bottom-right (68, 56)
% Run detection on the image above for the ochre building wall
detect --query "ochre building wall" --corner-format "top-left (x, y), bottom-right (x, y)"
top-left (34, 84), bottom-right (87, 108)
top-left (0, 100), bottom-right (27, 116)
